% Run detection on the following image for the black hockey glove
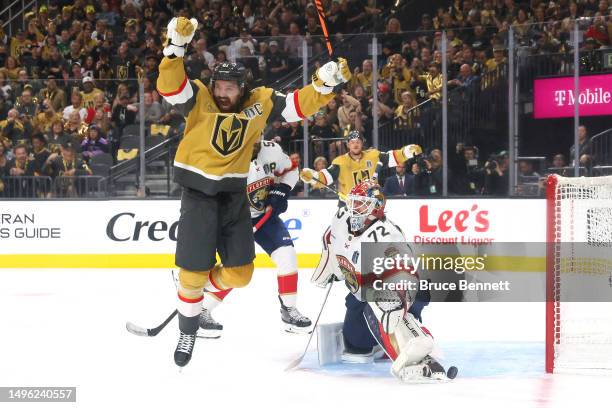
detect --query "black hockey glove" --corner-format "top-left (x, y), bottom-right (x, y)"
top-left (266, 183), bottom-right (292, 217)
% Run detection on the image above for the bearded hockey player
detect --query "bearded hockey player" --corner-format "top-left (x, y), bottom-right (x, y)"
top-left (311, 180), bottom-right (455, 382)
top-left (300, 131), bottom-right (423, 197)
top-left (157, 16), bottom-right (350, 367)
top-left (198, 140), bottom-right (311, 338)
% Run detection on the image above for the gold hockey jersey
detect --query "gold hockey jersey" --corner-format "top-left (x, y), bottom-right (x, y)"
top-left (316, 145), bottom-right (421, 196)
top-left (157, 56), bottom-right (334, 195)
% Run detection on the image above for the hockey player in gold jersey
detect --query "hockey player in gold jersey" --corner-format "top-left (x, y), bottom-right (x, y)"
top-left (300, 130), bottom-right (422, 198)
top-left (156, 16), bottom-right (351, 367)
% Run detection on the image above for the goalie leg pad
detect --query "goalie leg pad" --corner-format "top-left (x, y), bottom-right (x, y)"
top-left (317, 321), bottom-right (384, 366)
top-left (342, 299), bottom-right (386, 364)
top-left (363, 303), bottom-right (433, 367)
top-left (390, 314), bottom-right (434, 380)
top-left (317, 322), bottom-right (344, 366)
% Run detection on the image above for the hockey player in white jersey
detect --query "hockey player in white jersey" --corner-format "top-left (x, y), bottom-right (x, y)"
top-left (312, 179), bottom-right (455, 382)
top-left (198, 140), bottom-right (312, 337)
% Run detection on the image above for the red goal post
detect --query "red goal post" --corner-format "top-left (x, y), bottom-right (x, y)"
top-left (546, 174), bottom-right (612, 374)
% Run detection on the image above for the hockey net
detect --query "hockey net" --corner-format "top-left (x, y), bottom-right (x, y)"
top-left (546, 174), bottom-right (612, 374)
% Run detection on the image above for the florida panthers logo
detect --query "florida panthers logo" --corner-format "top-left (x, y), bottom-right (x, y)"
top-left (211, 114), bottom-right (249, 156)
top-left (336, 255), bottom-right (360, 294)
top-left (247, 177), bottom-right (273, 211)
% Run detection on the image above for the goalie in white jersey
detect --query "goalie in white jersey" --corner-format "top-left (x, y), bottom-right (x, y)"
top-left (312, 179), bottom-right (455, 382)
top-left (198, 140), bottom-right (312, 337)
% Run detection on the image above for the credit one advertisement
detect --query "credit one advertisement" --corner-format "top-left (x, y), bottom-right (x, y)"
top-left (533, 73), bottom-right (612, 118)
top-left (0, 199), bottom-right (545, 267)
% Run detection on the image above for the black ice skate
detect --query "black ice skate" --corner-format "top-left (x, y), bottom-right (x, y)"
top-left (279, 296), bottom-right (312, 334)
top-left (174, 331), bottom-right (196, 367)
top-left (197, 307), bottom-right (223, 339)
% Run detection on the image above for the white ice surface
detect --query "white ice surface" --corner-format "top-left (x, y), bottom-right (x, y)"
top-left (0, 268), bottom-right (609, 408)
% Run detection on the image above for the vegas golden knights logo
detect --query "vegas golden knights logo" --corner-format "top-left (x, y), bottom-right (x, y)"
top-left (211, 114), bottom-right (249, 156)
top-left (352, 169), bottom-right (371, 186)
top-left (117, 65), bottom-right (128, 79)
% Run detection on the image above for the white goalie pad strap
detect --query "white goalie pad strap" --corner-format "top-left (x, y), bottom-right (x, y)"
top-left (159, 79), bottom-right (193, 105)
top-left (271, 246), bottom-right (298, 275)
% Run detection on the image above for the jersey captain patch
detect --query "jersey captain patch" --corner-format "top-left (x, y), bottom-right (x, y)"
top-left (211, 114), bottom-right (249, 156)
top-left (247, 177), bottom-right (273, 211)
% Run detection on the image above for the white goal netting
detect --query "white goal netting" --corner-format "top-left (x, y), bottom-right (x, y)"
top-left (547, 175), bottom-right (612, 374)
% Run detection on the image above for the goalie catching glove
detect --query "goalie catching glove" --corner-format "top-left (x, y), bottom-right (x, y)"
top-left (164, 17), bottom-right (198, 57)
top-left (312, 58), bottom-right (352, 94)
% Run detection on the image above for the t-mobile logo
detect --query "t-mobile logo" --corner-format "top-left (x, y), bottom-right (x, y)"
top-left (554, 90), bottom-right (567, 106)
top-left (554, 88), bottom-right (612, 106)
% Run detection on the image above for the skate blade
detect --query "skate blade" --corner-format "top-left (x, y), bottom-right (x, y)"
top-left (283, 322), bottom-right (312, 334)
top-left (196, 329), bottom-right (222, 339)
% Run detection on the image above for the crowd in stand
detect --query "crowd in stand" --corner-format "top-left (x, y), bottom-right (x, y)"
top-left (0, 0), bottom-right (610, 197)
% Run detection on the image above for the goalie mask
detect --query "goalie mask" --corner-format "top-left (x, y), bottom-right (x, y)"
top-left (347, 179), bottom-right (386, 233)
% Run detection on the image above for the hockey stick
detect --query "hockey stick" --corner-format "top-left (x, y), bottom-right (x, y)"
top-left (126, 210), bottom-right (274, 338)
top-left (285, 279), bottom-right (334, 371)
top-left (300, 173), bottom-right (347, 202)
top-left (126, 309), bottom-right (178, 337)
top-left (253, 205), bottom-right (273, 232)
top-left (314, 0), bottom-right (334, 57)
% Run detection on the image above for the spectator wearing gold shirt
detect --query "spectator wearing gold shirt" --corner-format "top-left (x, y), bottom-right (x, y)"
top-left (33, 98), bottom-right (62, 134)
top-left (417, 63), bottom-right (443, 101)
top-left (351, 59), bottom-right (374, 96)
top-left (80, 77), bottom-right (103, 110)
top-left (380, 53), bottom-right (413, 106)
top-left (394, 91), bottom-right (420, 130)
top-left (38, 75), bottom-right (66, 112)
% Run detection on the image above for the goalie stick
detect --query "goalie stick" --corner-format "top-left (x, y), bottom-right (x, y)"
top-left (126, 207), bottom-right (273, 338)
top-left (285, 279), bottom-right (334, 371)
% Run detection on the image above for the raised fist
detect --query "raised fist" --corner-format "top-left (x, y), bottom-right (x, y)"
top-left (312, 57), bottom-right (352, 92)
top-left (163, 17), bottom-right (198, 57)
